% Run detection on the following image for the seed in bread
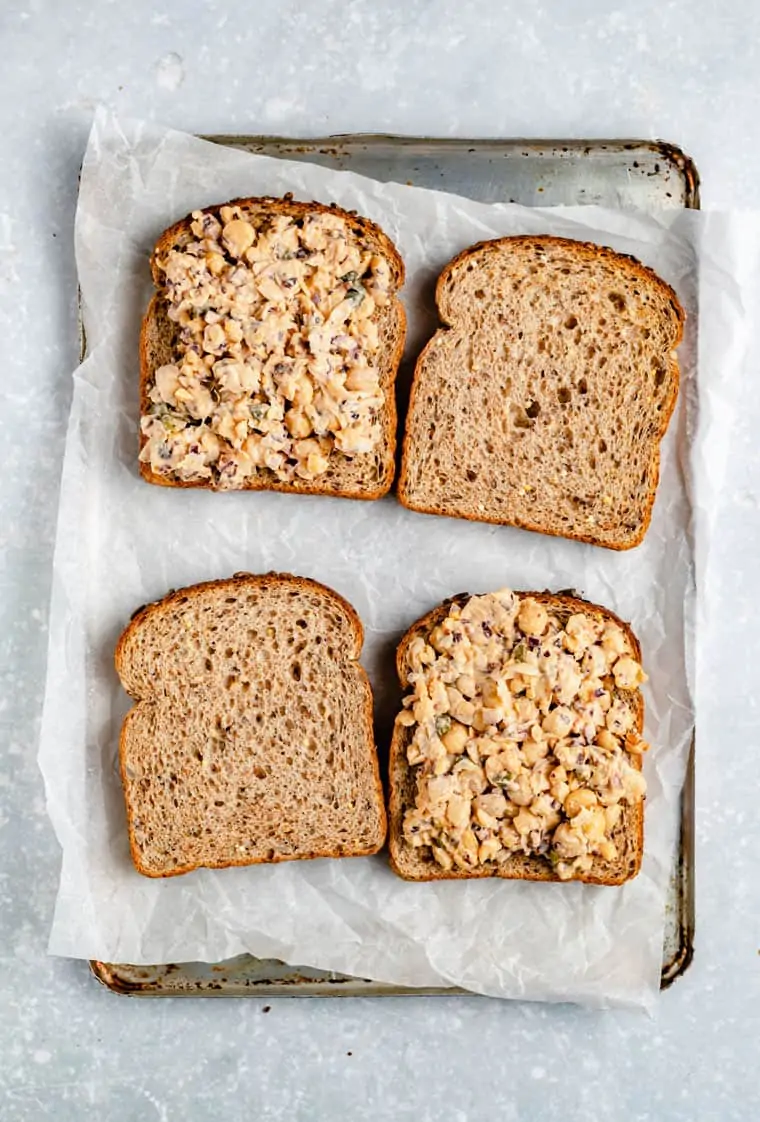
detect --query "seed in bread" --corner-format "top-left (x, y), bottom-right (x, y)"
top-left (398, 235), bottom-right (684, 550)
top-left (140, 197), bottom-right (406, 497)
top-left (389, 588), bottom-right (648, 885)
top-left (115, 573), bottom-right (387, 877)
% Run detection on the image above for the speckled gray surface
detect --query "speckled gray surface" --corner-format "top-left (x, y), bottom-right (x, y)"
top-left (2, 1), bottom-right (760, 1119)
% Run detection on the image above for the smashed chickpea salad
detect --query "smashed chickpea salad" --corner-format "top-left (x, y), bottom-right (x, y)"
top-left (397, 590), bottom-right (649, 881)
top-left (140, 206), bottom-right (394, 488)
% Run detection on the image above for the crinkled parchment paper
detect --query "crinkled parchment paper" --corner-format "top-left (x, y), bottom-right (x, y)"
top-left (38, 109), bottom-right (741, 1008)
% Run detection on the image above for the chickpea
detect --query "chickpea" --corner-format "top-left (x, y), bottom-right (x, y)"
top-left (606, 700), bottom-right (634, 735)
top-left (517, 598), bottom-right (549, 637)
top-left (154, 363), bottom-right (180, 403)
top-left (531, 795), bottom-right (560, 832)
top-left (345, 366), bottom-right (379, 392)
top-left (202, 430), bottom-right (221, 458)
top-left (550, 764), bottom-right (568, 785)
top-left (509, 773), bottom-right (533, 806)
top-left (446, 793), bottom-right (471, 830)
top-left (556, 668), bottom-right (583, 706)
top-left (522, 738), bottom-right (548, 766)
top-left (578, 806), bottom-right (607, 843)
top-left (433, 731), bottom-right (452, 764)
top-left (292, 376), bottom-right (314, 407)
top-left (623, 769), bottom-right (647, 800)
top-left (624, 731), bottom-right (647, 755)
top-left (473, 706), bottom-right (502, 732)
top-left (583, 644), bottom-right (608, 678)
top-left (441, 721), bottom-right (469, 756)
top-left (601, 623), bottom-right (629, 659)
top-left (515, 697), bottom-right (538, 724)
top-left (565, 613), bottom-right (599, 654)
top-left (604, 804), bottom-right (623, 831)
top-left (479, 837), bottom-right (502, 864)
top-left (454, 761), bottom-right (487, 797)
top-left (542, 706), bottom-right (574, 738)
top-left (475, 791), bottom-right (508, 819)
top-left (306, 451), bottom-right (329, 476)
top-left (408, 637), bottom-right (434, 671)
top-left (550, 780), bottom-right (570, 805)
top-left (285, 410), bottom-right (311, 439)
top-left (451, 697), bottom-right (476, 726)
top-left (465, 739), bottom-right (481, 765)
top-left (514, 809), bottom-right (542, 837)
top-left (499, 823), bottom-right (522, 849)
top-left (203, 323), bottom-right (226, 352)
top-left (429, 626), bottom-right (448, 652)
top-left (432, 845), bottom-right (453, 871)
top-left (476, 736), bottom-right (503, 757)
top-left (564, 788), bottom-right (598, 818)
top-left (598, 839), bottom-right (618, 862)
top-left (222, 218), bottom-right (255, 257)
top-left (475, 807), bottom-right (500, 830)
top-left (206, 251), bottom-right (226, 276)
top-left (481, 678), bottom-right (504, 709)
top-left (596, 728), bottom-right (620, 752)
top-left (485, 749), bottom-right (519, 785)
top-left (456, 674), bottom-right (477, 698)
top-left (552, 822), bottom-right (586, 859)
top-left (459, 828), bottom-right (479, 862)
top-left (613, 656), bottom-right (647, 690)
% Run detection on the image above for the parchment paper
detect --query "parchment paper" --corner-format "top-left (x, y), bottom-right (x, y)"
top-left (39, 109), bottom-right (732, 1009)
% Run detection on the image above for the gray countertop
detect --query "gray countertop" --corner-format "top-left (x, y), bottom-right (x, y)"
top-left (2, 1), bottom-right (759, 1118)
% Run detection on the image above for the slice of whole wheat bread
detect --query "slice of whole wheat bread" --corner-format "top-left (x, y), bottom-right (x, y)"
top-left (141, 196), bottom-right (406, 498)
top-left (388, 591), bottom-right (645, 886)
top-left (115, 572), bottom-right (386, 877)
top-left (398, 236), bottom-right (684, 549)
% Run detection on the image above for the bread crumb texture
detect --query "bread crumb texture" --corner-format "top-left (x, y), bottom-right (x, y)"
top-left (115, 573), bottom-right (386, 877)
top-left (399, 236), bottom-right (684, 549)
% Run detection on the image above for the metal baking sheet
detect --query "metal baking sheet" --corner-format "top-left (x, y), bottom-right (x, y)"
top-left (90, 135), bottom-right (698, 998)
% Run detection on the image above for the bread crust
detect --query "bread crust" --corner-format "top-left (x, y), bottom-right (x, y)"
top-left (140, 196), bottom-right (406, 499)
top-left (397, 235), bottom-right (685, 550)
top-left (116, 571), bottom-right (387, 877)
top-left (388, 590), bottom-right (644, 886)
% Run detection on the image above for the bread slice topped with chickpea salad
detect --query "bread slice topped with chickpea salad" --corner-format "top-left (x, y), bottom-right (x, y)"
top-left (389, 588), bottom-right (649, 885)
top-left (139, 197), bottom-right (406, 496)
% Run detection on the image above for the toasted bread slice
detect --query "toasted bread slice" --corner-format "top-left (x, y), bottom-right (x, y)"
top-left (389, 590), bottom-right (645, 885)
top-left (398, 236), bottom-right (684, 549)
top-left (140, 197), bottom-right (406, 498)
top-left (115, 573), bottom-right (386, 877)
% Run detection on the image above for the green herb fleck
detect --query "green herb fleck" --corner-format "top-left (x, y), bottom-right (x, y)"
top-left (161, 412), bottom-right (185, 433)
top-left (512, 642), bottom-right (527, 662)
top-left (345, 282), bottom-right (366, 306)
top-left (435, 715), bottom-right (452, 736)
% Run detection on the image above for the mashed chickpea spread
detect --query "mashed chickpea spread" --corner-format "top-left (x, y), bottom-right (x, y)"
top-left (140, 206), bottom-right (393, 488)
top-left (397, 589), bottom-right (648, 880)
